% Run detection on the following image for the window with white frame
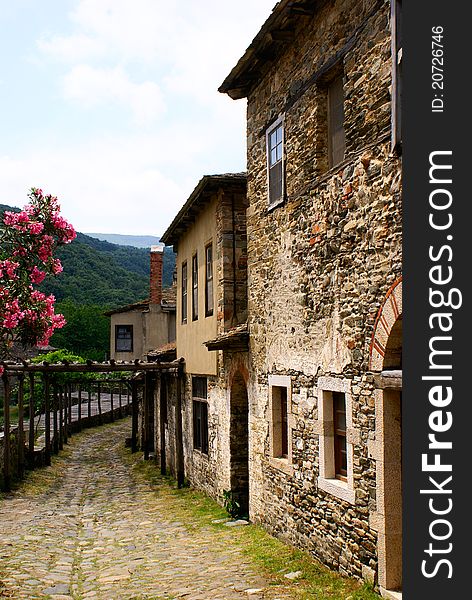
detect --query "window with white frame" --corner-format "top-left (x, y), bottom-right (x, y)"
top-left (268, 375), bottom-right (293, 473)
top-left (317, 377), bottom-right (355, 503)
top-left (266, 118), bottom-right (284, 208)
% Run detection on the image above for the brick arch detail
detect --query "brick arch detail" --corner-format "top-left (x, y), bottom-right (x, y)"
top-left (369, 277), bottom-right (402, 371)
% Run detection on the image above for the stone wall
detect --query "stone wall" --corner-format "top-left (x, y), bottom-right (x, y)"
top-left (243, 0), bottom-right (401, 583)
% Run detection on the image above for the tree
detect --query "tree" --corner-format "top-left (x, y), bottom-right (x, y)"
top-left (0, 188), bottom-right (76, 374)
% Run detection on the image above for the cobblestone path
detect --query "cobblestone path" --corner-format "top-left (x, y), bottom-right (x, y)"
top-left (0, 419), bottom-right (274, 600)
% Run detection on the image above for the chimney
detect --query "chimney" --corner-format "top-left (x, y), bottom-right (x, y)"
top-left (150, 244), bottom-right (165, 305)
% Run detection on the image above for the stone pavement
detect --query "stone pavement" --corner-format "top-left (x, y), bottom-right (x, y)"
top-left (0, 419), bottom-right (281, 600)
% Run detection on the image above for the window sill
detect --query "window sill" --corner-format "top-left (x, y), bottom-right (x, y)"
top-left (267, 196), bottom-right (285, 213)
top-left (193, 448), bottom-right (209, 459)
top-left (318, 476), bottom-right (355, 504)
top-left (269, 457), bottom-right (294, 476)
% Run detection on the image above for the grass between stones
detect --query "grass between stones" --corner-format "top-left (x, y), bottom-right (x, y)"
top-left (125, 447), bottom-right (381, 600)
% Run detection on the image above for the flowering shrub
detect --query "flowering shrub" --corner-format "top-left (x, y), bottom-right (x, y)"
top-left (0, 188), bottom-right (76, 373)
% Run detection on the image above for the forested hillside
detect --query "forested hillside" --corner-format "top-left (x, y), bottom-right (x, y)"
top-left (1, 203), bottom-right (176, 359)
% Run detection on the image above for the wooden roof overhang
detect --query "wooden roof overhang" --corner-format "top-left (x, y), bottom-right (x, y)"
top-left (204, 324), bottom-right (249, 352)
top-left (103, 300), bottom-right (149, 317)
top-left (218, 0), bottom-right (317, 100)
top-left (160, 173), bottom-right (247, 250)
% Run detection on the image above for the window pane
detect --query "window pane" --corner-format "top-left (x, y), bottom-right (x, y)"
top-left (192, 254), bottom-right (198, 320)
top-left (192, 376), bottom-right (207, 399)
top-left (270, 129), bottom-right (278, 149)
top-left (269, 161), bottom-right (283, 205)
top-left (182, 262), bottom-right (187, 322)
top-left (276, 125), bottom-right (282, 144)
top-left (276, 143), bottom-right (283, 162)
top-left (116, 325), bottom-right (132, 352)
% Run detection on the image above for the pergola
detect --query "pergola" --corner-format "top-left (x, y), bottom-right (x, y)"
top-left (1, 358), bottom-right (183, 492)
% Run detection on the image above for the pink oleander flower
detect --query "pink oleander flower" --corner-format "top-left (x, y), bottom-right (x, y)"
top-left (28, 221), bottom-right (44, 235)
top-left (30, 266), bottom-right (46, 284)
top-left (1, 188), bottom-right (75, 357)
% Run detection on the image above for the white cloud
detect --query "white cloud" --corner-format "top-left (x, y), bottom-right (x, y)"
top-left (37, 33), bottom-right (104, 63)
top-left (3, 0), bottom-right (277, 235)
top-left (63, 65), bottom-right (165, 125)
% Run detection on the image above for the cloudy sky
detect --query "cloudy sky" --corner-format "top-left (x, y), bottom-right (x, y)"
top-left (0, 0), bottom-right (276, 236)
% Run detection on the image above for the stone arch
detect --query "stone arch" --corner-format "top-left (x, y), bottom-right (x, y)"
top-left (370, 277), bottom-right (403, 594)
top-left (369, 277), bottom-right (402, 371)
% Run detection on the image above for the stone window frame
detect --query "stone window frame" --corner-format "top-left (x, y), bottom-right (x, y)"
top-left (265, 115), bottom-right (285, 210)
top-left (317, 376), bottom-right (356, 504)
top-left (268, 374), bottom-right (294, 476)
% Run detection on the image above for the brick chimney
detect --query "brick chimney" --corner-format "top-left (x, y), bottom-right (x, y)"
top-left (150, 244), bottom-right (165, 305)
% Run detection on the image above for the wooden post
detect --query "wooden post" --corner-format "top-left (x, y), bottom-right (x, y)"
top-left (58, 385), bottom-right (64, 451)
top-left (119, 382), bottom-right (123, 418)
top-left (97, 382), bottom-right (102, 424)
top-left (110, 383), bottom-right (114, 422)
top-left (28, 373), bottom-right (35, 456)
top-left (2, 373), bottom-right (11, 492)
top-left (63, 385), bottom-right (68, 444)
top-left (52, 384), bottom-right (59, 454)
top-left (44, 374), bottom-right (51, 465)
top-left (17, 375), bottom-right (25, 478)
top-left (68, 383), bottom-right (72, 433)
top-left (175, 368), bottom-right (185, 488)
top-left (78, 384), bottom-right (82, 431)
top-left (131, 379), bottom-right (138, 453)
top-left (143, 374), bottom-right (149, 459)
top-left (159, 375), bottom-right (167, 476)
top-left (88, 387), bottom-right (92, 420)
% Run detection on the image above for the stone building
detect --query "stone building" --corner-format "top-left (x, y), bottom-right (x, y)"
top-left (216, 0), bottom-right (403, 597)
top-left (157, 173), bottom-right (249, 504)
top-left (106, 245), bottom-right (176, 361)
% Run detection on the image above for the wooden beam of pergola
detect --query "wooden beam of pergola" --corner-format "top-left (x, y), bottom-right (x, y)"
top-left (0, 359), bottom-right (184, 374)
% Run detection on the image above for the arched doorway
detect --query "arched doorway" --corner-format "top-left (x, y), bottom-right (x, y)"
top-left (370, 279), bottom-right (402, 595)
top-left (229, 372), bottom-right (249, 517)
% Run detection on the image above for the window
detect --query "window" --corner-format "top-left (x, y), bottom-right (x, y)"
top-left (115, 325), bottom-right (133, 352)
top-left (272, 386), bottom-right (288, 458)
top-left (333, 392), bottom-right (347, 479)
top-left (268, 375), bottom-right (293, 474)
top-left (391, 0), bottom-right (402, 150)
top-left (266, 118), bottom-right (284, 208)
top-left (205, 243), bottom-right (213, 317)
top-left (192, 254), bottom-right (198, 321)
top-left (328, 76), bottom-right (346, 167)
top-left (181, 262), bottom-right (188, 324)
top-left (192, 377), bottom-right (208, 454)
top-left (317, 377), bottom-right (356, 503)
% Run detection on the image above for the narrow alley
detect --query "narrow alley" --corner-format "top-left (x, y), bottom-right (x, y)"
top-left (0, 419), bottom-right (272, 600)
